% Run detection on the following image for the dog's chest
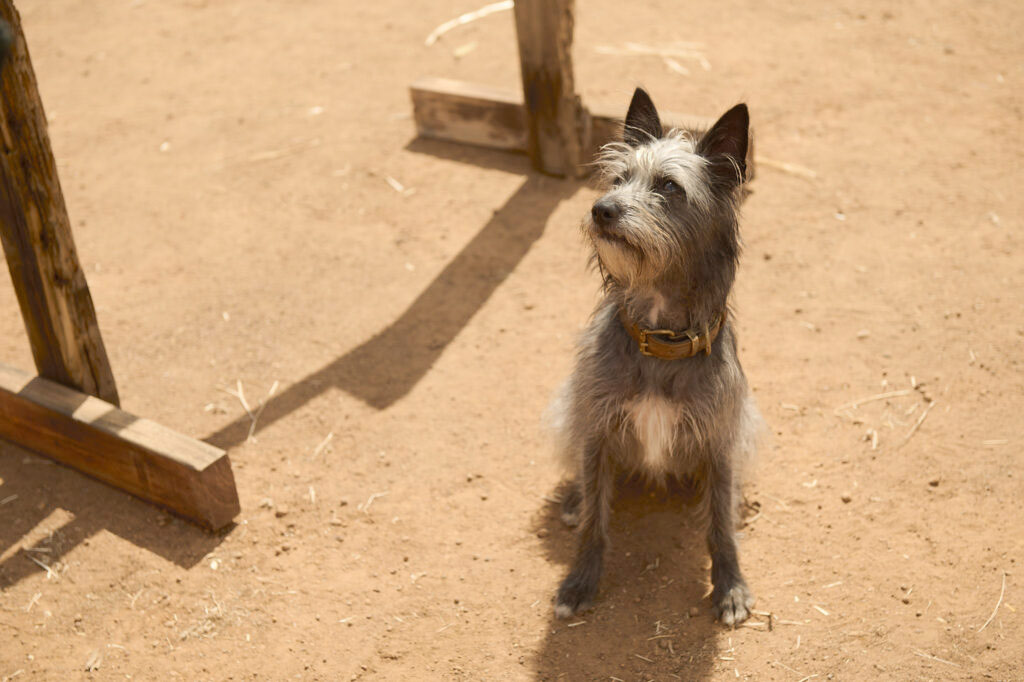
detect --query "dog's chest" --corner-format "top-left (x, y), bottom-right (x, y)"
top-left (625, 393), bottom-right (680, 474)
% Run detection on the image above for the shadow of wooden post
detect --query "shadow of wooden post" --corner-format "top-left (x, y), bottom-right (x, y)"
top-left (206, 172), bottom-right (576, 449)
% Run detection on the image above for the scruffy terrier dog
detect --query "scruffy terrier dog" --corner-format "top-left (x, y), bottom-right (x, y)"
top-left (548, 88), bottom-right (761, 626)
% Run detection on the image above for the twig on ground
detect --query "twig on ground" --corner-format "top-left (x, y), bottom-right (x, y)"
top-left (452, 41), bottom-right (478, 59)
top-left (977, 572), bottom-right (1007, 633)
top-left (221, 380), bottom-right (253, 419)
top-left (739, 620), bottom-right (767, 629)
top-left (833, 389), bottom-right (912, 415)
top-left (247, 380), bottom-right (280, 442)
top-left (912, 649), bottom-right (960, 667)
top-left (311, 432), bottom-right (334, 459)
top-left (425, 1), bottom-right (513, 46)
top-left (26, 556), bottom-right (56, 580)
top-left (662, 57), bottom-right (690, 76)
top-left (897, 400), bottom-right (936, 449)
top-left (360, 491), bottom-right (389, 513)
top-left (774, 660), bottom-right (805, 676)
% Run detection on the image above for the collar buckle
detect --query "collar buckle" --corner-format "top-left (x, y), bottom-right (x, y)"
top-left (637, 328), bottom-right (678, 357)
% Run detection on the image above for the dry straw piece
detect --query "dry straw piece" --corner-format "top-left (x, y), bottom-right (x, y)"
top-left (977, 572), bottom-right (1006, 633)
top-left (424, 1), bottom-right (513, 46)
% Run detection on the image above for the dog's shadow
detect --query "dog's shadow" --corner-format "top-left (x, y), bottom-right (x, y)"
top-left (530, 476), bottom-right (721, 680)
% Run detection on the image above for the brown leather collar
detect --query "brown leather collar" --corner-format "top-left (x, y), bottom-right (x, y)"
top-left (619, 308), bottom-right (727, 360)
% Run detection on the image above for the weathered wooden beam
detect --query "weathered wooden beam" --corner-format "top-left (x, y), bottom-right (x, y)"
top-left (411, 77), bottom-right (527, 151)
top-left (512, 0), bottom-right (588, 177)
top-left (0, 362), bottom-right (239, 530)
top-left (410, 80), bottom-right (756, 179)
top-left (0, 1), bottom-right (119, 405)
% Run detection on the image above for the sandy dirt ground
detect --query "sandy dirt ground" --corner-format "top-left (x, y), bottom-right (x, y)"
top-left (1, 0), bottom-right (1022, 679)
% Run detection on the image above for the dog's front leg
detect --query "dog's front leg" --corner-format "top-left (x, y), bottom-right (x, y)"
top-left (707, 458), bottom-right (755, 626)
top-left (555, 437), bottom-right (612, 618)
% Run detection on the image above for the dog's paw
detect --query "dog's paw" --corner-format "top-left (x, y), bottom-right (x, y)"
top-left (712, 582), bottom-right (755, 627)
top-left (554, 574), bottom-right (596, 619)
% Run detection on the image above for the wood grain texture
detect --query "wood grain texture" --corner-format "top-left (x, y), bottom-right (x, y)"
top-left (512, 0), bottom-right (588, 177)
top-left (0, 362), bottom-right (239, 530)
top-left (411, 77), bottom-right (527, 151)
top-left (0, 1), bottom-right (118, 405)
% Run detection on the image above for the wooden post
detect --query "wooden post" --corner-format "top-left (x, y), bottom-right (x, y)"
top-left (0, 1), bottom-right (119, 405)
top-left (512, 0), bottom-right (588, 177)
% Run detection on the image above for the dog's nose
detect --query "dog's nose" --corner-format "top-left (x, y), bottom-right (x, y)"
top-left (591, 199), bottom-right (622, 227)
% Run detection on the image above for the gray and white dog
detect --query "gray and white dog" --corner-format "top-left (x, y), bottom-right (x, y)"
top-left (548, 88), bottom-right (762, 625)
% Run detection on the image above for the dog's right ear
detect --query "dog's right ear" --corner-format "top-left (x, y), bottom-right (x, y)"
top-left (623, 88), bottom-right (663, 147)
top-left (697, 103), bottom-right (749, 186)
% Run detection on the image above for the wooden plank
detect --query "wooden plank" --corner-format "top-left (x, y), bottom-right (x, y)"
top-left (512, 0), bottom-right (588, 177)
top-left (0, 362), bottom-right (239, 530)
top-left (0, 1), bottom-right (119, 405)
top-left (411, 77), bottom-right (527, 151)
top-left (409, 80), bottom-right (756, 180)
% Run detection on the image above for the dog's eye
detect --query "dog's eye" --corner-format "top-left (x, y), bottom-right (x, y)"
top-left (611, 175), bottom-right (626, 187)
top-left (661, 178), bottom-right (680, 194)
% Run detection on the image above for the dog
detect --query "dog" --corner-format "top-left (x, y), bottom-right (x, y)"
top-left (547, 88), bottom-right (761, 626)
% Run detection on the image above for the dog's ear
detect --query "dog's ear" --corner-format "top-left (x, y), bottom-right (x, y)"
top-left (698, 103), bottom-right (749, 186)
top-left (623, 88), bottom-right (663, 146)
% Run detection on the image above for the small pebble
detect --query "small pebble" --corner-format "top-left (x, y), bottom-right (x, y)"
top-left (275, 505), bottom-right (289, 518)
top-left (928, 478), bottom-right (940, 487)
top-left (688, 606), bottom-right (699, 618)
top-left (841, 493), bottom-right (852, 503)
top-left (536, 528), bottom-right (549, 539)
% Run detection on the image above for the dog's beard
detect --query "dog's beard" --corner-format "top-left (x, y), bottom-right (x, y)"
top-left (588, 218), bottom-right (674, 288)
top-left (592, 237), bottom-right (639, 285)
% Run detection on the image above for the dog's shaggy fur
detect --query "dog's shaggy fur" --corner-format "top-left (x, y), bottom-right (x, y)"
top-left (547, 88), bottom-right (762, 625)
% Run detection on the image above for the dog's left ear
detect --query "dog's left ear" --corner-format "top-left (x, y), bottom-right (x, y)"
top-left (698, 103), bottom-right (749, 186)
top-left (623, 88), bottom-right (663, 146)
